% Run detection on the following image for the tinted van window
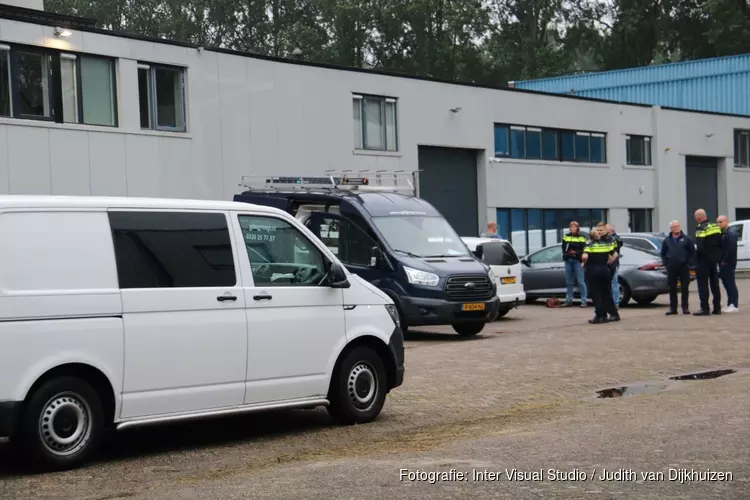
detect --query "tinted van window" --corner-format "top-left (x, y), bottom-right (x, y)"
top-left (109, 211), bottom-right (236, 288)
top-left (481, 241), bottom-right (519, 265)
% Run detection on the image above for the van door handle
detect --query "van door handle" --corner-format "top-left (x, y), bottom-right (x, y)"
top-left (253, 294), bottom-right (272, 301)
top-left (217, 295), bottom-right (237, 302)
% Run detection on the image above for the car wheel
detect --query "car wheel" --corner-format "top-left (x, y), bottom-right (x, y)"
top-left (618, 279), bottom-right (632, 307)
top-left (327, 346), bottom-right (387, 425)
top-left (452, 322), bottom-right (485, 336)
top-left (634, 296), bottom-right (657, 305)
top-left (17, 376), bottom-right (105, 471)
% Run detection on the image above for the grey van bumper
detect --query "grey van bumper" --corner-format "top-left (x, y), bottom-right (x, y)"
top-left (0, 401), bottom-right (21, 437)
top-left (401, 296), bottom-right (501, 326)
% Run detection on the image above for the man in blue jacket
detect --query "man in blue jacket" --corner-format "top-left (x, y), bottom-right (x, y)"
top-left (717, 215), bottom-right (739, 313)
top-left (661, 220), bottom-right (695, 315)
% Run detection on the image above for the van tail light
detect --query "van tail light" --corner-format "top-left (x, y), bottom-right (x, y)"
top-left (640, 262), bottom-right (665, 271)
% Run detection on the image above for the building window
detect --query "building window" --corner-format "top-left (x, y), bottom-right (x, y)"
top-left (353, 94), bottom-right (398, 151)
top-left (735, 130), bottom-right (750, 168)
top-left (628, 209), bottom-right (653, 232)
top-left (494, 124), bottom-right (606, 164)
top-left (138, 62), bottom-right (186, 132)
top-left (626, 135), bottom-right (652, 166)
top-left (496, 208), bottom-right (608, 256)
top-left (109, 211), bottom-right (236, 289)
top-left (0, 44), bottom-right (116, 126)
top-left (0, 45), bottom-right (11, 116)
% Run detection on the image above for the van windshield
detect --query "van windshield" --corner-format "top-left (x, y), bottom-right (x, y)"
top-left (372, 216), bottom-right (469, 258)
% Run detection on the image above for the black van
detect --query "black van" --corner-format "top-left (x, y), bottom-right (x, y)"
top-left (233, 174), bottom-right (500, 336)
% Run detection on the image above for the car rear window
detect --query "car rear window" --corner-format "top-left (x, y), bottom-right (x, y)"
top-left (480, 241), bottom-right (520, 266)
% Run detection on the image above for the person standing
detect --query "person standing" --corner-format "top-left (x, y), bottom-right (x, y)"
top-left (597, 223), bottom-right (623, 307)
top-left (481, 221), bottom-right (503, 239)
top-left (717, 215), bottom-right (739, 313)
top-left (660, 220), bottom-right (695, 315)
top-left (693, 209), bottom-right (723, 316)
top-left (562, 221), bottom-right (588, 307)
top-left (583, 227), bottom-right (620, 324)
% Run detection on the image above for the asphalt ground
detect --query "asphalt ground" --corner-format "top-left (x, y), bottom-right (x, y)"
top-left (2, 281), bottom-right (749, 499)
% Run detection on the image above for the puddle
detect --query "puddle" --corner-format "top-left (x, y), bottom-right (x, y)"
top-left (669, 369), bottom-right (736, 380)
top-left (596, 383), bottom-right (668, 398)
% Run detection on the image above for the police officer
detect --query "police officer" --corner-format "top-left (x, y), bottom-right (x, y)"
top-left (597, 222), bottom-right (623, 307)
top-left (583, 227), bottom-right (620, 324)
top-left (693, 208), bottom-right (723, 316)
top-left (562, 221), bottom-right (588, 307)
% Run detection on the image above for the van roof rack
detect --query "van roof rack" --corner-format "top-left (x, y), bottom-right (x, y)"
top-left (239, 169), bottom-right (421, 196)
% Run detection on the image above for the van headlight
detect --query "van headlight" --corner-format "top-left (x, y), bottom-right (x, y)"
top-left (385, 304), bottom-right (400, 327)
top-left (403, 266), bottom-right (440, 287)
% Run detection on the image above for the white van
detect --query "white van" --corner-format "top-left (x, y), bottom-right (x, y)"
top-left (461, 237), bottom-right (526, 318)
top-left (728, 219), bottom-right (749, 270)
top-left (0, 196), bottom-right (404, 471)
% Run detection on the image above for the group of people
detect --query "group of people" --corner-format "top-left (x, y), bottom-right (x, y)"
top-left (660, 209), bottom-right (739, 316)
top-left (562, 221), bottom-right (623, 324)
top-left (481, 211), bottom-right (740, 323)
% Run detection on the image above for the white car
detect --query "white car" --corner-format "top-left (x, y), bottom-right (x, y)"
top-left (462, 237), bottom-right (526, 318)
top-left (0, 195), bottom-right (404, 471)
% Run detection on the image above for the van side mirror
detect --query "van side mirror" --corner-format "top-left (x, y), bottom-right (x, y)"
top-left (472, 246), bottom-right (483, 260)
top-left (371, 246), bottom-right (384, 268)
top-left (327, 261), bottom-right (351, 288)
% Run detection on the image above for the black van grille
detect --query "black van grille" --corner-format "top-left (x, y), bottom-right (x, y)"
top-left (445, 274), bottom-right (493, 301)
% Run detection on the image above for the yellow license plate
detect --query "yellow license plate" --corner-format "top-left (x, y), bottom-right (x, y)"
top-left (462, 303), bottom-right (486, 311)
top-left (501, 276), bottom-right (516, 284)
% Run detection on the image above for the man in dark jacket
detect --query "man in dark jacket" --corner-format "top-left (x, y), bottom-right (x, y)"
top-left (605, 224), bottom-right (623, 307)
top-left (717, 215), bottom-right (739, 312)
top-left (562, 221), bottom-right (588, 307)
top-left (661, 220), bottom-right (695, 315)
top-left (693, 208), bottom-right (723, 316)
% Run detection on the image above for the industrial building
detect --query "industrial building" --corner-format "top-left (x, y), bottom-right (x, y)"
top-left (1, 2), bottom-right (750, 255)
top-left (515, 54), bottom-right (750, 227)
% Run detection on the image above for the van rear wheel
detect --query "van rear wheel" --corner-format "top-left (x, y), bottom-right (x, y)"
top-left (327, 346), bottom-right (387, 425)
top-left (452, 322), bottom-right (485, 336)
top-left (18, 376), bottom-right (104, 471)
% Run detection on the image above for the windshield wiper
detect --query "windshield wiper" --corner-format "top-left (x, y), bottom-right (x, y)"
top-left (393, 249), bottom-right (423, 258)
top-left (424, 254), bottom-right (465, 258)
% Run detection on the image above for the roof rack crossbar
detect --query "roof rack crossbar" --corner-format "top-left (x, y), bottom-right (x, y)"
top-left (238, 169), bottom-right (421, 196)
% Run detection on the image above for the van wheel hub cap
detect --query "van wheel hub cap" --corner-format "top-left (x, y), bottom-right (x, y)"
top-left (39, 393), bottom-right (91, 456)
top-left (348, 363), bottom-right (377, 410)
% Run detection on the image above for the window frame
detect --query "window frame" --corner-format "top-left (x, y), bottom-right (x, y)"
top-left (2, 42), bottom-right (118, 127)
top-left (734, 129), bottom-right (750, 168)
top-left (625, 134), bottom-right (652, 166)
top-left (237, 213), bottom-right (331, 288)
top-left (108, 210), bottom-right (238, 289)
top-left (352, 93), bottom-right (398, 152)
top-left (0, 44), bottom-right (12, 117)
top-left (493, 123), bottom-right (607, 164)
top-left (138, 61), bottom-right (187, 133)
top-left (627, 208), bottom-right (653, 232)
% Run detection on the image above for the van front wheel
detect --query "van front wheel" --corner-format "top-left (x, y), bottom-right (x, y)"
top-left (18, 376), bottom-right (104, 471)
top-left (327, 346), bottom-right (387, 425)
top-left (452, 322), bottom-right (485, 336)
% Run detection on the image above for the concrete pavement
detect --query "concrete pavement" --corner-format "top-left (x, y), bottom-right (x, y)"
top-left (1, 282), bottom-right (748, 499)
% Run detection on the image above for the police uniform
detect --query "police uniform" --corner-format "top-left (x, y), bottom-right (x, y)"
top-left (584, 239), bottom-right (620, 324)
top-left (694, 219), bottom-right (723, 315)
